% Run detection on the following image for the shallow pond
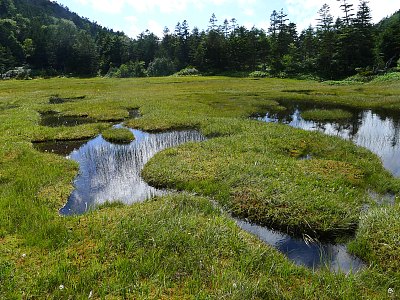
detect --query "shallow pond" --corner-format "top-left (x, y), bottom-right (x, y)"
top-left (58, 128), bottom-right (205, 215)
top-left (257, 101), bottom-right (400, 177)
top-left (33, 139), bottom-right (89, 156)
top-left (40, 111), bottom-right (96, 127)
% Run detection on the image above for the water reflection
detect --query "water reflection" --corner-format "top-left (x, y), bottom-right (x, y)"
top-left (258, 102), bottom-right (400, 177)
top-left (236, 219), bottom-right (364, 273)
top-left (60, 128), bottom-right (205, 215)
top-left (33, 139), bottom-right (88, 156)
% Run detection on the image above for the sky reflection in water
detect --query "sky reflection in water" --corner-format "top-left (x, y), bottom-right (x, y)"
top-left (259, 104), bottom-right (400, 177)
top-left (60, 129), bottom-right (205, 215)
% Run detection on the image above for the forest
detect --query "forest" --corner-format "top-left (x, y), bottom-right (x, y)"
top-left (0, 0), bottom-right (399, 79)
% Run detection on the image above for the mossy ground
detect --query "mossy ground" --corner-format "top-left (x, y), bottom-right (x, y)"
top-left (1, 76), bottom-right (400, 298)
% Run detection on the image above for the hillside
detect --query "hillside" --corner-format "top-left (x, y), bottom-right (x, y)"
top-left (0, 0), bottom-right (130, 76)
top-left (375, 10), bottom-right (400, 68)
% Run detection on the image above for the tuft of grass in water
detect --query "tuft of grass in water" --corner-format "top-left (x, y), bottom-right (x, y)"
top-left (301, 109), bottom-right (353, 121)
top-left (101, 127), bottom-right (135, 144)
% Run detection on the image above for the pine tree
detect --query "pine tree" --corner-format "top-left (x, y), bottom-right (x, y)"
top-left (208, 13), bottom-right (218, 32)
top-left (230, 18), bottom-right (237, 34)
top-left (222, 19), bottom-right (230, 37)
top-left (353, 1), bottom-right (375, 70)
top-left (337, 0), bottom-right (355, 26)
top-left (316, 4), bottom-right (338, 78)
top-left (299, 26), bottom-right (317, 74)
top-left (317, 4), bottom-right (334, 31)
top-left (375, 10), bottom-right (400, 69)
top-left (269, 10), bottom-right (279, 36)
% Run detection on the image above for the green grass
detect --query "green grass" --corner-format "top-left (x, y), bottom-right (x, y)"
top-left (349, 204), bottom-right (400, 272)
top-left (102, 127), bottom-right (135, 144)
top-left (0, 76), bottom-right (400, 298)
top-left (301, 109), bottom-right (353, 121)
top-left (143, 119), bottom-right (397, 239)
top-left (0, 194), bottom-right (389, 299)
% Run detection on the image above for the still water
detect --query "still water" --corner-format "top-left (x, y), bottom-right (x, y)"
top-left (236, 219), bottom-right (364, 273)
top-left (40, 111), bottom-right (95, 127)
top-left (257, 101), bottom-right (400, 177)
top-left (58, 128), bottom-right (205, 215)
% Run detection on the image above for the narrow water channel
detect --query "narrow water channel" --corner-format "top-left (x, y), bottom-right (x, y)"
top-left (236, 219), bottom-right (364, 273)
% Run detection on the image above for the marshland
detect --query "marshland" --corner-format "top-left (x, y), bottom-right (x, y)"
top-left (1, 76), bottom-right (400, 298)
top-left (2, 0), bottom-right (400, 298)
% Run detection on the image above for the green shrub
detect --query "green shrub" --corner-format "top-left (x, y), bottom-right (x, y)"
top-left (248, 71), bottom-right (270, 78)
top-left (112, 61), bottom-right (147, 78)
top-left (175, 67), bottom-right (200, 76)
top-left (370, 72), bottom-right (400, 83)
top-left (147, 57), bottom-right (176, 77)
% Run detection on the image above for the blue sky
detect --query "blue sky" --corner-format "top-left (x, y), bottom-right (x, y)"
top-left (55, 0), bottom-right (399, 38)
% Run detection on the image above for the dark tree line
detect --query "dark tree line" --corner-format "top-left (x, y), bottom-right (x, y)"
top-left (0, 0), bottom-right (399, 79)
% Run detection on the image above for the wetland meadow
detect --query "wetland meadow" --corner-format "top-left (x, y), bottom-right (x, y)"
top-left (1, 76), bottom-right (400, 299)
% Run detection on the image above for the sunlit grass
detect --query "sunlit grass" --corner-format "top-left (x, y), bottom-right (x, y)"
top-left (101, 127), bottom-right (135, 144)
top-left (143, 118), bottom-right (397, 239)
top-left (301, 109), bottom-right (353, 121)
top-left (0, 194), bottom-right (383, 299)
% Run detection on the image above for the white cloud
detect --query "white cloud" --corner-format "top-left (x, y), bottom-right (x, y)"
top-left (243, 21), bottom-right (253, 29)
top-left (68, 0), bottom-right (398, 38)
top-left (72, 0), bottom-right (258, 15)
top-left (124, 16), bottom-right (141, 38)
top-left (126, 0), bottom-right (192, 14)
top-left (369, 0), bottom-right (400, 22)
top-left (255, 21), bottom-right (269, 32)
top-left (124, 17), bottom-right (167, 38)
top-left (147, 20), bottom-right (164, 37)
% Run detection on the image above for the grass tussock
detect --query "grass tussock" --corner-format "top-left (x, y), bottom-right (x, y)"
top-left (349, 204), bottom-right (400, 272)
top-left (102, 127), bottom-right (135, 144)
top-left (301, 109), bottom-right (353, 121)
